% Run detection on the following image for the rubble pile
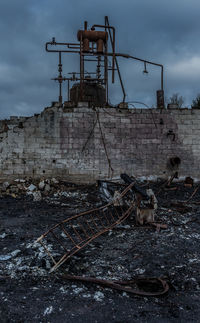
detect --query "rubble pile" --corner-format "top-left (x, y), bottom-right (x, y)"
top-left (0, 178), bottom-right (96, 206)
top-left (0, 178), bottom-right (61, 200)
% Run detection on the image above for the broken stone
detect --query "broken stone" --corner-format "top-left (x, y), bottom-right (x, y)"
top-left (2, 182), bottom-right (10, 190)
top-left (33, 191), bottom-right (42, 202)
top-left (51, 178), bottom-right (59, 185)
top-left (27, 184), bottom-right (37, 192)
top-left (43, 306), bottom-right (53, 316)
top-left (146, 189), bottom-right (158, 210)
top-left (0, 249), bottom-right (21, 261)
top-left (17, 184), bottom-right (24, 190)
top-left (44, 184), bottom-right (51, 192)
top-left (113, 190), bottom-right (123, 206)
top-left (14, 179), bottom-right (26, 183)
top-left (38, 180), bottom-right (45, 190)
top-left (0, 254), bottom-right (12, 261)
top-left (93, 291), bottom-right (104, 302)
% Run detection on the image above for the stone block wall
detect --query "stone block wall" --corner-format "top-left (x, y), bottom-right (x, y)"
top-left (0, 104), bottom-right (200, 182)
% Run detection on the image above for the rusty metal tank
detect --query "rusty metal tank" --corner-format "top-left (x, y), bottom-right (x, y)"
top-left (70, 82), bottom-right (106, 105)
top-left (77, 30), bottom-right (108, 53)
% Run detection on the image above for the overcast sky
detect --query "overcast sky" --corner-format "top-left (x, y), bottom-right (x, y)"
top-left (1, 0), bottom-right (200, 118)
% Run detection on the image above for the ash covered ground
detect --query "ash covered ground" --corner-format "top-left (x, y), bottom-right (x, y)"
top-left (0, 179), bottom-right (200, 322)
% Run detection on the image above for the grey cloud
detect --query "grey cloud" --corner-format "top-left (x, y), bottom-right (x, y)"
top-left (0, 0), bottom-right (200, 118)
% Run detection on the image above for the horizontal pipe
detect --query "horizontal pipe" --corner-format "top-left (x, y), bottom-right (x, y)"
top-left (105, 52), bottom-right (164, 92)
top-left (46, 42), bottom-right (80, 53)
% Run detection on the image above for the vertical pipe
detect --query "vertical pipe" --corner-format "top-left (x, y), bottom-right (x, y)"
top-left (105, 16), bottom-right (126, 101)
top-left (104, 16), bottom-right (109, 103)
top-left (67, 79), bottom-right (70, 101)
top-left (105, 17), bottom-right (115, 83)
top-left (111, 29), bottom-right (115, 83)
top-left (80, 33), bottom-right (84, 101)
top-left (161, 65), bottom-right (164, 92)
top-left (97, 55), bottom-right (101, 82)
top-left (58, 52), bottom-right (62, 104)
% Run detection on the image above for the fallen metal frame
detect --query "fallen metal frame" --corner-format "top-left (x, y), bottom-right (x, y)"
top-left (36, 182), bottom-right (135, 272)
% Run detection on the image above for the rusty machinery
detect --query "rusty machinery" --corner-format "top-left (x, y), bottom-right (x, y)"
top-left (46, 16), bottom-right (164, 108)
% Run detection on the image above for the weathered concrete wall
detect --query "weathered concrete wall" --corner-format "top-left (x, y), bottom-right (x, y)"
top-left (0, 104), bottom-right (200, 182)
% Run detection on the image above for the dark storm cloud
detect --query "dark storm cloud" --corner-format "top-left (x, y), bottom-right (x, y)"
top-left (0, 0), bottom-right (200, 118)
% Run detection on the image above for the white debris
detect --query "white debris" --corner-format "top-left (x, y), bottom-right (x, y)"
top-left (38, 181), bottom-right (45, 190)
top-left (43, 306), bottom-right (53, 316)
top-left (0, 249), bottom-right (21, 261)
top-left (73, 287), bottom-right (84, 294)
top-left (51, 178), bottom-right (59, 184)
top-left (10, 249), bottom-right (21, 257)
top-left (189, 258), bottom-right (199, 263)
top-left (190, 233), bottom-right (200, 240)
top-left (59, 286), bottom-right (68, 294)
top-left (14, 179), bottom-right (26, 183)
top-left (44, 184), bottom-right (51, 192)
top-left (61, 232), bottom-right (66, 238)
top-left (26, 191), bottom-right (33, 196)
top-left (122, 292), bottom-right (129, 297)
top-left (93, 291), bottom-right (104, 302)
top-left (146, 189), bottom-right (158, 210)
top-left (2, 182), bottom-right (10, 190)
top-left (26, 241), bottom-right (40, 249)
top-left (113, 190), bottom-right (123, 206)
top-left (45, 260), bottom-right (51, 269)
top-left (32, 191), bottom-right (42, 201)
top-left (27, 184), bottom-right (36, 192)
top-left (117, 232), bottom-right (126, 238)
top-left (0, 255), bottom-right (12, 261)
top-left (82, 293), bottom-right (91, 298)
top-left (61, 191), bottom-right (79, 198)
top-left (0, 233), bottom-right (6, 239)
top-left (134, 268), bottom-right (146, 275)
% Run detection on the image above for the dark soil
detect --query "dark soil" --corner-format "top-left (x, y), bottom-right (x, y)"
top-left (0, 181), bottom-right (200, 322)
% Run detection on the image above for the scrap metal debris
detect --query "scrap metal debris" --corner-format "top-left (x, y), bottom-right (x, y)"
top-left (36, 181), bottom-right (136, 272)
top-left (36, 174), bottom-right (168, 272)
top-left (62, 274), bottom-right (169, 297)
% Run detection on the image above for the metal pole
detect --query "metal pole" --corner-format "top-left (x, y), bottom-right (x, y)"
top-left (68, 80), bottom-right (70, 101)
top-left (58, 52), bottom-right (62, 104)
top-left (105, 16), bottom-right (126, 102)
top-left (80, 33), bottom-right (84, 101)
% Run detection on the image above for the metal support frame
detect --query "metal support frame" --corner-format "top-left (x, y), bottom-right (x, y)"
top-left (45, 17), bottom-right (164, 107)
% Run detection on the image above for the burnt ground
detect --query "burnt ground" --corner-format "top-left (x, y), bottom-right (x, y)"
top-left (0, 180), bottom-right (200, 322)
